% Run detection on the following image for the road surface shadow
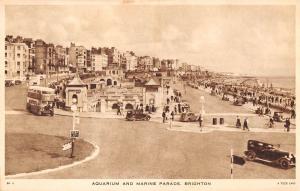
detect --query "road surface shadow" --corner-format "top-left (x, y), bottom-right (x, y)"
top-left (250, 159), bottom-right (295, 170)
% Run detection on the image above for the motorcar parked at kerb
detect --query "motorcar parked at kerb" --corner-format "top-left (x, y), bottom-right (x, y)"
top-left (233, 97), bottom-right (245, 106)
top-left (244, 140), bottom-right (296, 169)
top-left (5, 79), bottom-right (14, 87)
top-left (126, 110), bottom-right (151, 121)
top-left (14, 79), bottom-right (22, 85)
top-left (179, 112), bottom-right (199, 122)
top-left (273, 111), bottom-right (285, 122)
top-left (180, 101), bottom-right (191, 111)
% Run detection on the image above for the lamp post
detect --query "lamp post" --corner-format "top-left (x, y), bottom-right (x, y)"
top-left (70, 97), bottom-right (78, 158)
top-left (200, 96), bottom-right (205, 115)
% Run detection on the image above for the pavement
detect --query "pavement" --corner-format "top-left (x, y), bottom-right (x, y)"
top-left (52, 108), bottom-right (295, 134)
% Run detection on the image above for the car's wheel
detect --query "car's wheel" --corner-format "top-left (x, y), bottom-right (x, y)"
top-left (246, 151), bottom-right (256, 161)
top-left (50, 110), bottom-right (54, 116)
top-left (26, 104), bottom-right (31, 111)
top-left (146, 116), bottom-right (150, 121)
top-left (279, 158), bottom-right (290, 169)
top-left (37, 110), bottom-right (42, 116)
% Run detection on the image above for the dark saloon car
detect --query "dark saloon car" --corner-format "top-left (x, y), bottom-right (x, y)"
top-left (5, 80), bottom-right (14, 87)
top-left (126, 110), bottom-right (151, 121)
top-left (244, 140), bottom-right (295, 169)
top-left (233, 97), bottom-right (245, 106)
top-left (14, 79), bottom-right (22, 85)
top-left (273, 111), bottom-right (285, 122)
top-left (179, 112), bottom-right (199, 122)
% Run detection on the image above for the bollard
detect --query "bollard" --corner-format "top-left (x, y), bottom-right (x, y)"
top-left (213, 118), bottom-right (217, 125)
top-left (220, 118), bottom-right (224, 125)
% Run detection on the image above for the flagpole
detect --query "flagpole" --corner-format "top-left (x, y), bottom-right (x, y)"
top-left (231, 148), bottom-right (233, 179)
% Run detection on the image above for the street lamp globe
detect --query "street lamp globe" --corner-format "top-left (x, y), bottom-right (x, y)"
top-left (72, 98), bottom-right (78, 104)
top-left (200, 96), bottom-right (205, 103)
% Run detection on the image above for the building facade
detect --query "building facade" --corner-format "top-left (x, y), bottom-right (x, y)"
top-left (92, 53), bottom-right (108, 72)
top-left (5, 41), bottom-right (29, 79)
top-left (138, 56), bottom-right (153, 71)
top-left (55, 45), bottom-right (68, 74)
top-left (124, 51), bottom-right (137, 71)
top-left (68, 43), bottom-right (87, 72)
top-left (23, 38), bottom-right (35, 75)
top-left (34, 39), bottom-right (47, 74)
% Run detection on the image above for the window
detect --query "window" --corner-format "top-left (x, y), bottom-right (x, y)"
top-left (17, 71), bottom-right (20, 74)
top-left (17, 46), bottom-right (20, 50)
top-left (5, 61), bottom-right (8, 67)
top-left (17, 62), bottom-right (20, 66)
top-left (17, 53), bottom-right (20, 58)
top-left (5, 53), bottom-right (7, 57)
top-left (5, 70), bottom-right (7, 74)
top-left (5, 46), bottom-right (7, 50)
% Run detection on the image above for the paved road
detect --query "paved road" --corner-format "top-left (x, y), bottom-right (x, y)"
top-left (5, 83), bottom-right (296, 179)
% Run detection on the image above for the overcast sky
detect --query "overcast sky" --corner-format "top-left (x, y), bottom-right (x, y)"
top-left (5, 5), bottom-right (295, 76)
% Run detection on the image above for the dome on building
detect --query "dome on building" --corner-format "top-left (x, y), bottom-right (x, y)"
top-left (67, 73), bottom-right (86, 87)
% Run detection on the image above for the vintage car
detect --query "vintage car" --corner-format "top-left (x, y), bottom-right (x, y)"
top-left (244, 140), bottom-right (296, 169)
top-left (233, 97), bottom-right (245, 106)
top-left (273, 111), bottom-right (285, 122)
top-left (14, 79), bottom-right (22, 85)
top-left (125, 110), bottom-right (151, 121)
top-left (180, 102), bottom-right (190, 111)
top-left (5, 79), bottom-right (14, 87)
top-left (179, 112), bottom-right (199, 122)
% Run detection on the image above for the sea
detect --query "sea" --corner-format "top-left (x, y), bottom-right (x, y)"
top-left (256, 76), bottom-right (295, 92)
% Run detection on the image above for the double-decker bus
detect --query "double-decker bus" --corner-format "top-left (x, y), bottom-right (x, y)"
top-left (26, 86), bottom-right (55, 116)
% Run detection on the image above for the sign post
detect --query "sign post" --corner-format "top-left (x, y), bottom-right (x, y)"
top-left (230, 148), bottom-right (233, 179)
top-left (200, 96), bottom-right (205, 115)
top-left (69, 98), bottom-right (79, 158)
top-left (230, 148), bottom-right (246, 179)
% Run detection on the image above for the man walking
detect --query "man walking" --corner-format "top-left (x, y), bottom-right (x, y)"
top-left (199, 114), bottom-right (203, 131)
top-left (236, 116), bottom-right (241, 128)
top-left (243, 118), bottom-right (250, 131)
top-left (162, 111), bottom-right (166, 123)
top-left (171, 111), bottom-right (175, 121)
top-left (284, 118), bottom-right (291, 132)
top-left (269, 117), bottom-right (274, 128)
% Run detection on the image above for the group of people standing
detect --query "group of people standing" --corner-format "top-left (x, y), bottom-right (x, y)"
top-left (235, 116), bottom-right (250, 131)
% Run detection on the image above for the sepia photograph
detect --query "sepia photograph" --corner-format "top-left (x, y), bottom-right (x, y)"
top-left (1, 0), bottom-right (298, 190)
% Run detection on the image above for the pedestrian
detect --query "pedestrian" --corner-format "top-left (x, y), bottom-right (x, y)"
top-left (243, 118), bottom-right (250, 131)
top-left (162, 111), bottom-right (166, 123)
top-left (171, 111), bottom-right (174, 121)
top-left (269, 117), bottom-right (274, 128)
top-left (174, 106), bottom-right (177, 114)
top-left (117, 105), bottom-right (121, 115)
top-left (151, 104), bottom-right (155, 112)
top-left (291, 108), bottom-right (296, 119)
top-left (284, 118), bottom-right (291, 132)
top-left (167, 98), bottom-right (170, 105)
top-left (199, 114), bottom-right (203, 131)
top-left (236, 116), bottom-right (241, 128)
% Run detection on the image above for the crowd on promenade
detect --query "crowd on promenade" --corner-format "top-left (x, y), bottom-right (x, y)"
top-left (193, 78), bottom-right (296, 119)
